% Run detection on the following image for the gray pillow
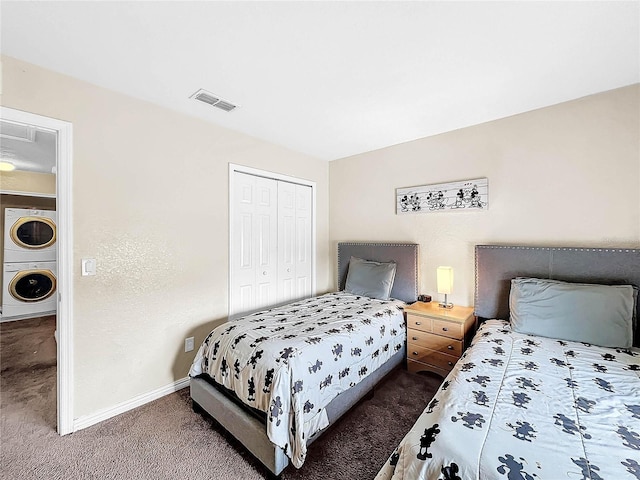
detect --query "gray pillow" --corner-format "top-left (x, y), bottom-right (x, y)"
top-left (344, 256), bottom-right (397, 301)
top-left (509, 277), bottom-right (634, 348)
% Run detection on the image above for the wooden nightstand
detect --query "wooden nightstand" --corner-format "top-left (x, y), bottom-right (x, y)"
top-left (404, 302), bottom-right (475, 377)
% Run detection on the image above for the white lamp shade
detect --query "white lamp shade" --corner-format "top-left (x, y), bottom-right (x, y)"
top-left (437, 266), bottom-right (454, 295)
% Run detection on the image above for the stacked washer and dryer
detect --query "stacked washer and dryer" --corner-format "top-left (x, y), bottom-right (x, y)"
top-left (1, 208), bottom-right (57, 320)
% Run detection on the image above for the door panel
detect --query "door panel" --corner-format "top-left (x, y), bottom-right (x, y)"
top-left (278, 181), bottom-right (296, 304)
top-left (231, 173), bottom-right (256, 315)
top-left (231, 173), bottom-right (277, 316)
top-left (294, 184), bottom-right (312, 298)
top-left (257, 214), bottom-right (271, 267)
top-left (253, 177), bottom-right (277, 311)
top-left (239, 213), bottom-right (252, 268)
top-left (238, 284), bottom-right (253, 313)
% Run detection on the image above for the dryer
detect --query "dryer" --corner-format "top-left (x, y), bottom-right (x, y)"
top-left (4, 208), bottom-right (57, 262)
top-left (1, 261), bottom-right (57, 320)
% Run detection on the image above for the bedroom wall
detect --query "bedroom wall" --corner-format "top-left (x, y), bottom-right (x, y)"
top-left (0, 55), bottom-right (330, 419)
top-left (329, 84), bottom-right (640, 307)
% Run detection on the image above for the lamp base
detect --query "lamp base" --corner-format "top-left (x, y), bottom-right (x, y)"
top-left (438, 293), bottom-right (453, 309)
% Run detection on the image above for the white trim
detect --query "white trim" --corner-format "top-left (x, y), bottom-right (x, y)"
top-left (0, 107), bottom-right (74, 436)
top-left (57, 118), bottom-right (74, 435)
top-left (228, 163), bottom-right (317, 319)
top-left (229, 163), bottom-right (316, 189)
top-left (74, 377), bottom-right (190, 431)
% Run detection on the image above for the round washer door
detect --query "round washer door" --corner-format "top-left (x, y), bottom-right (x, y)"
top-left (9, 269), bottom-right (57, 302)
top-left (10, 216), bottom-right (56, 249)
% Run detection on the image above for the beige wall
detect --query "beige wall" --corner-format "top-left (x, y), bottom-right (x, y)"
top-left (0, 55), bottom-right (330, 418)
top-left (3, 52), bottom-right (638, 423)
top-left (0, 170), bottom-right (56, 196)
top-left (330, 84), bottom-right (640, 307)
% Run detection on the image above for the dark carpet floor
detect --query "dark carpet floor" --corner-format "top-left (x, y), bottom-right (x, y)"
top-left (1, 316), bottom-right (442, 479)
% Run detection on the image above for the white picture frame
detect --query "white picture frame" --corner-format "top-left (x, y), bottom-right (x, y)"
top-left (396, 177), bottom-right (488, 214)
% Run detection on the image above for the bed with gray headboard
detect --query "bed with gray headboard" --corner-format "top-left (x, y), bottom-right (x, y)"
top-left (190, 242), bottom-right (418, 476)
top-left (475, 245), bottom-right (640, 346)
top-left (376, 245), bottom-right (640, 480)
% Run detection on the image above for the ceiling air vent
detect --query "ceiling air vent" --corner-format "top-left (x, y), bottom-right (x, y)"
top-left (191, 89), bottom-right (238, 112)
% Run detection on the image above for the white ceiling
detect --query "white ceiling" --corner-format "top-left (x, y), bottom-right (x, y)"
top-left (1, 1), bottom-right (638, 161)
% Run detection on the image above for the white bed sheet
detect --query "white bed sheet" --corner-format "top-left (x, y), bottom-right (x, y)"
top-left (376, 320), bottom-right (640, 480)
top-left (189, 292), bottom-right (406, 468)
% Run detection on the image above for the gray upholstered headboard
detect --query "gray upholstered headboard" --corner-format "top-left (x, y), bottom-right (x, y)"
top-left (475, 245), bottom-right (640, 347)
top-left (337, 242), bottom-right (419, 304)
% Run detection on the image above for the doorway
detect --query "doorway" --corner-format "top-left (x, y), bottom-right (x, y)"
top-left (0, 106), bottom-right (73, 435)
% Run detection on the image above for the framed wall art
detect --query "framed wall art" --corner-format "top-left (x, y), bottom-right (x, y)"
top-left (396, 177), bottom-right (488, 214)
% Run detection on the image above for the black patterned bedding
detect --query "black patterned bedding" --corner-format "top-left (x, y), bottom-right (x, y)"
top-left (376, 320), bottom-right (640, 480)
top-left (189, 292), bottom-right (405, 468)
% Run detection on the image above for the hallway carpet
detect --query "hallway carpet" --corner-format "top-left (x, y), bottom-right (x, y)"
top-left (1, 318), bottom-right (441, 479)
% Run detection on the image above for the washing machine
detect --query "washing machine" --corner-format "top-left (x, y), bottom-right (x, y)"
top-left (4, 208), bottom-right (57, 263)
top-left (1, 261), bottom-right (57, 320)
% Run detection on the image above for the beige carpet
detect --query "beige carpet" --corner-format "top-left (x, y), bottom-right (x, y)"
top-left (1, 317), bottom-right (441, 479)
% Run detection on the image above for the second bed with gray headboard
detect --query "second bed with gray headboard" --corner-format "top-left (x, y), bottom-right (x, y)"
top-left (190, 242), bottom-right (418, 476)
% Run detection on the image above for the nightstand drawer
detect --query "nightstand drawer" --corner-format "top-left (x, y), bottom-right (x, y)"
top-left (407, 358), bottom-right (451, 377)
top-left (408, 331), bottom-right (462, 356)
top-left (406, 314), bottom-right (432, 333)
top-left (407, 345), bottom-right (459, 371)
top-left (432, 319), bottom-right (464, 339)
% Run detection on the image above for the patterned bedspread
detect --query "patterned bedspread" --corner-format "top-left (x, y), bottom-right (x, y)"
top-left (376, 320), bottom-right (640, 480)
top-left (189, 292), bottom-right (405, 468)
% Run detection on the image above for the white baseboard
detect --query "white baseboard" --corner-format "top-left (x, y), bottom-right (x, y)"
top-left (73, 377), bottom-right (190, 432)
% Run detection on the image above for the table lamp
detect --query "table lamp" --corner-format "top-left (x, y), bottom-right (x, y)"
top-left (437, 266), bottom-right (454, 309)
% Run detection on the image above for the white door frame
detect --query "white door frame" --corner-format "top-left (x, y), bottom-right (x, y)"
top-left (1, 106), bottom-right (74, 435)
top-left (228, 163), bottom-right (316, 319)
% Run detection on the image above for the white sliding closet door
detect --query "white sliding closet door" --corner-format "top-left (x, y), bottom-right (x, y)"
top-left (231, 172), bottom-right (278, 316)
top-left (230, 168), bottom-right (314, 318)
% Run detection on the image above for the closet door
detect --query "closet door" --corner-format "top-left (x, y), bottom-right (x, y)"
top-left (294, 183), bottom-right (312, 298)
top-left (277, 181), bottom-right (296, 303)
top-left (230, 168), bottom-right (314, 318)
top-left (277, 182), bottom-right (312, 304)
top-left (230, 172), bottom-right (278, 316)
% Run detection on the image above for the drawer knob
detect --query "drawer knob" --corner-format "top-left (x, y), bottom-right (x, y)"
top-left (447, 345), bottom-right (454, 350)
top-left (412, 337), bottom-right (418, 341)
top-left (412, 351), bottom-right (419, 356)
top-left (415, 322), bottom-right (421, 325)
top-left (442, 327), bottom-right (448, 331)
top-left (448, 361), bottom-right (454, 366)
